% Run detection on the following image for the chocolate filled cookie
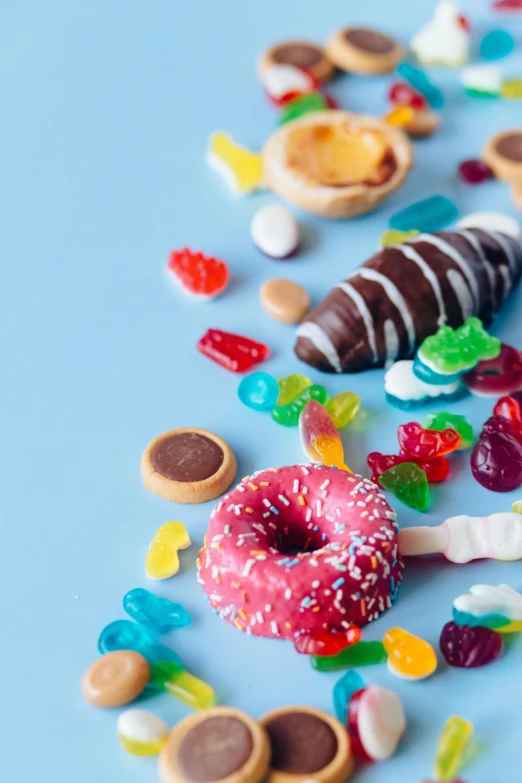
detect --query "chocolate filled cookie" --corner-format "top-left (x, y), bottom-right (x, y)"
top-left (484, 130), bottom-right (522, 181)
top-left (326, 27), bottom-right (403, 75)
top-left (141, 427), bottom-right (237, 503)
top-left (259, 41), bottom-right (335, 83)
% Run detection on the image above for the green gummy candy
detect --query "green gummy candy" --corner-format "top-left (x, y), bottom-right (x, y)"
top-left (311, 641), bottom-right (387, 672)
top-left (271, 384), bottom-right (329, 426)
top-left (279, 92), bottom-right (328, 125)
top-left (378, 463), bottom-right (430, 512)
top-left (423, 410), bottom-right (474, 449)
top-left (418, 317), bottom-right (500, 374)
top-left (276, 373), bottom-right (312, 406)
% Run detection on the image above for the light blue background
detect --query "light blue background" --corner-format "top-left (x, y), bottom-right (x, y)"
top-left (2, 1), bottom-right (522, 781)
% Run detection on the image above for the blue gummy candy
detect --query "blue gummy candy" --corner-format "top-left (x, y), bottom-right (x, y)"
top-left (413, 354), bottom-right (463, 386)
top-left (397, 62), bottom-right (444, 109)
top-left (333, 669), bottom-right (365, 724)
top-left (385, 385), bottom-right (469, 411)
top-left (480, 30), bottom-right (515, 62)
top-left (390, 196), bottom-right (458, 233)
top-left (98, 619), bottom-right (182, 665)
top-left (238, 371), bottom-right (279, 411)
top-left (123, 588), bottom-right (191, 634)
top-left (452, 608), bottom-right (510, 630)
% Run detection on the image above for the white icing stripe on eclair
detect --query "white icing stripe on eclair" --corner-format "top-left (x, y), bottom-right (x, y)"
top-left (296, 322), bottom-right (342, 373)
top-left (499, 266), bottom-right (511, 303)
top-left (335, 282), bottom-right (378, 363)
top-left (397, 243), bottom-right (447, 326)
top-left (489, 230), bottom-right (517, 278)
top-left (384, 319), bottom-right (400, 366)
top-left (411, 234), bottom-right (480, 310)
top-left (349, 268), bottom-right (416, 352)
top-left (446, 269), bottom-right (474, 320)
top-left (458, 229), bottom-right (497, 304)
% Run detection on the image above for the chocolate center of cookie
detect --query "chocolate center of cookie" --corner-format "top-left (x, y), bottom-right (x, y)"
top-left (151, 432), bottom-right (224, 482)
top-left (177, 716), bottom-right (253, 782)
top-left (496, 132), bottom-right (522, 162)
top-left (273, 43), bottom-right (323, 68)
top-left (344, 28), bottom-right (394, 54)
top-left (265, 712), bottom-right (338, 773)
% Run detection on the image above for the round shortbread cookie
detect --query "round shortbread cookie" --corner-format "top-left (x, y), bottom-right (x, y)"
top-left (326, 27), bottom-right (403, 75)
top-left (483, 130), bottom-right (522, 181)
top-left (259, 41), bottom-right (335, 83)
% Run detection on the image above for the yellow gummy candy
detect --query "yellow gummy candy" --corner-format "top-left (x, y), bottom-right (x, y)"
top-left (502, 79), bottom-right (522, 100)
top-left (379, 228), bottom-right (420, 248)
top-left (512, 500), bottom-right (522, 515)
top-left (384, 105), bottom-right (415, 127)
top-left (325, 392), bottom-right (361, 429)
top-left (309, 433), bottom-right (352, 473)
top-left (434, 715), bottom-right (474, 781)
top-left (207, 132), bottom-right (265, 195)
top-left (145, 521), bottom-right (191, 580)
top-left (383, 627), bottom-right (438, 680)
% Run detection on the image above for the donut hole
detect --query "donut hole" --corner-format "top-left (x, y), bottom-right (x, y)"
top-left (274, 523), bottom-right (329, 555)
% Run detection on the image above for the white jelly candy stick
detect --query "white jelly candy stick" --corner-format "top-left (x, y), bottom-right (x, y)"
top-left (398, 512), bottom-right (522, 563)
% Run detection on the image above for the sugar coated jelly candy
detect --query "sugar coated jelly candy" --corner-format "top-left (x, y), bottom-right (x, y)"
top-left (378, 463), bottom-right (430, 512)
top-left (453, 584), bottom-right (522, 633)
top-left (279, 91), bottom-right (329, 124)
top-left (167, 248), bottom-right (230, 300)
top-left (271, 384), bottom-right (329, 426)
top-left (389, 82), bottom-right (428, 109)
top-left (117, 709), bottom-right (169, 756)
top-left (502, 78), bottom-right (522, 99)
top-left (440, 621), bottom-right (503, 668)
top-left (390, 195), bottom-right (458, 233)
top-left (299, 400), bottom-right (352, 472)
top-left (146, 521), bottom-right (191, 580)
top-left (397, 62), bottom-right (444, 109)
top-left (123, 588), bottom-right (190, 634)
top-left (238, 371), bottom-right (279, 411)
top-left (347, 685), bottom-right (406, 762)
top-left (434, 716), bottom-right (474, 781)
top-left (379, 228), bottom-right (419, 247)
top-left (311, 640), bottom-right (387, 672)
top-left (276, 373), bottom-right (312, 406)
top-left (294, 626), bottom-right (361, 656)
top-left (423, 411), bottom-right (473, 450)
top-left (197, 328), bottom-right (270, 372)
top-left (458, 159), bottom-right (493, 185)
top-left (480, 29), bottom-right (515, 61)
top-left (368, 451), bottom-right (450, 484)
top-left (383, 627), bottom-right (437, 680)
top-left (398, 422), bottom-right (461, 460)
top-left (333, 669), bottom-right (364, 723)
top-left (206, 132), bottom-right (265, 195)
top-left (325, 391), bottom-right (360, 429)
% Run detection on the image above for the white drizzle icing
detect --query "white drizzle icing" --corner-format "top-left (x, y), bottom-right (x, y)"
top-left (458, 229), bottom-right (497, 305)
top-left (411, 234), bottom-right (480, 310)
top-left (397, 243), bottom-right (447, 326)
top-left (499, 266), bottom-right (511, 303)
top-left (335, 281), bottom-right (378, 363)
top-left (296, 322), bottom-right (342, 373)
top-left (490, 230), bottom-right (517, 278)
top-left (446, 269), bottom-right (474, 319)
top-left (349, 268), bottom-right (416, 352)
top-left (384, 319), bottom-right (400, 366)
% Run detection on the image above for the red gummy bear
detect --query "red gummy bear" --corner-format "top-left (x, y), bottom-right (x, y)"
top-left (197, 328), bottom-right (270, 372)
top-left (398, 422), bottom-right (461, 461)
top-left (168, 248), bottom-right (229, 299)
top-left (294, 626), bottom-right (361, 656)
top-left (367, 452), bottom-right (449, 484)
top-left (388, 82), bottom-right (428, 110)
top-left (493, 396), bottom-right (522, 445)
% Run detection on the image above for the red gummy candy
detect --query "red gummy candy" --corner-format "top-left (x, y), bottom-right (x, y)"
top-left (294, 626), bottom-right (361, 656)
top-left (388, 82), bottom-right (428, 110)
top-left (458, 14), bottom-right (471, 31)
top-left (493, 396), bottom-right (522, 444)
top-left (398, 422), bottom-right (461, 461)
top-left (168, 248), bottom-right (229, 299)
top-left (197, 329), bottom-right (270, 372)
top-left (440, 621), bottom-right (503, 668)
top-left (463, 343), bottom-right (522, 397)
top-left (458, 159), bottom-right (493, 185)
top-left (471, 422), bottom-right (522, 492)
top-left (347, 688), bottom-right (373, 760)
top-left (493, 0), bottom-right (522, 10)
top-left (367, 452), bottom-right (449, 484)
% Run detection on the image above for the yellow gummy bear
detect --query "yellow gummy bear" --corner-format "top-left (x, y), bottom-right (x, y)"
top-left (383, 627), bottom-right (438, 681)
top-left (207, 132), bottom-right (265, 195)
top-left (145, 521), bottom-right (191, 580)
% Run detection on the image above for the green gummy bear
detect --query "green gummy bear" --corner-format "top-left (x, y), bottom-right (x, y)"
top-left (276, 373), bottom-right (312, 406)
top-left (271, 384), bottom-right (329, 426)
top-left (423, 410), bottom-right (474, 450)
top-left (418, 317), bottom-right (501, 374)
top-left (279, 92), bottom-right (329, 125)
top-left (378, 463), bottom-right (430, 512)
top-left (311, 641), bottom-right (387, 672)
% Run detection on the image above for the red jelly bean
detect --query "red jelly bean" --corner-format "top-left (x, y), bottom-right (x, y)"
top-left (471, 420), bottom-right (522, 492)
top-left (458, 159), bottom-right (494, 185)
top-left (197, 329), bottom-right (270, 372)
top-left (493, 396), bottom-right (522, 444)
top-left (294, 626), bottom-right (361, 656)
top-left (398, 422), bottom-right (461, 461)
top-left (168, 248), bottom-right (230, 299)
top-left (440, 621), bottom-right (503, 668)
top-left (388, 82), bottom-right (428, 110)
top-left (367, 452), bottom-right (449, 484)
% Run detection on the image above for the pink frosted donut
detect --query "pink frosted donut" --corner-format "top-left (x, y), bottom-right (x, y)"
top-left (197, 464), bottom-right (403, 640)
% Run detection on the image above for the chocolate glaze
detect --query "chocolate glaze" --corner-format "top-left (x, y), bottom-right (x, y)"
top-left (265, 712), bottom-right (338, 773)
top-left (344, 27), bottom-right (395, 54)
top-left (496, 132), bottom-right (522, 163)
top-left (151, 431), bottom-right (224, 482)
top-left (272, 43), bottom-right (323, 69)
top-left (177, 716), bottom-right (253, 783)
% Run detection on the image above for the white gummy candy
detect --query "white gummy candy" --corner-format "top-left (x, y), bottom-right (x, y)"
top-left (454, 584), bottom-right (522, 621)
top-left (411, 1), bottom-right (469, 67)
top-left (385, 359), bottom-right (461, 402)
top-left (356, 685), bottom-right (406, 761)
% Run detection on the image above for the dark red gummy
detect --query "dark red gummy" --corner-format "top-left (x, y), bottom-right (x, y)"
top-left (440, 621), bottom-right (503, 668)
top-left (388, 82), bottom-right (428, 110)
top-left (471, 421), bottom-right (522, 492)
top-left (368, 452), bottom-right (449, 484)
top-left (398, 422), bottom-right (461, 461)
top-left (347, 688), bottom-right (372, 760)
top-left (197, 328), bottom-right (270, 372)
top-left (294, 626), bottom-right (361, 656)
top-left (458, 159), bottom-right (494, 185)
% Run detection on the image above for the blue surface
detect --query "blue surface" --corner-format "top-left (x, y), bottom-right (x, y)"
top-left (2, 1), bottom-right (522, 781)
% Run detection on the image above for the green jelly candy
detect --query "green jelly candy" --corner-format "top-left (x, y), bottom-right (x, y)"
top-left (279, 92), bottom-right (329, 125)
top-left (379, 229), bottom-right (419, 248)
top-left (276, 373), bottom-right (312, 406)
top-left (378, 463), bottom-right (430, 512)
top-left (423, 411), bottom-right (474, 450)
top-left (272, 384), bottom-right (329, 427)
top-left (418, 317), bottom-right (500, 375)
top-left (311, 641), bottom-right (387, 672)
top-left (325, 392), bottom-right (361, 429)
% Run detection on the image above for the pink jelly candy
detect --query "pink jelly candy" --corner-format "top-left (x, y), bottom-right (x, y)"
top-left (458, 159), bottom-right (494, 185)
top-left (471, 416), bottom-right (522, 492)
top-left (440, 621), bottom-right (503, 667)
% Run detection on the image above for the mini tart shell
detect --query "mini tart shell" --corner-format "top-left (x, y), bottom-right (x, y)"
top-left (259, 40), bottom-right (335, 83)
top-left (326, 27), bottom-right (403, 75)
top-left (483, 130), bottom-right (522, 181)
top-left (260, 706), bottom-right (354, 783)
top-left (511, 180), bottom-right (522, 210)
top-left (263, 111), bottom-right (413, 219)
top-left (158, 707), bottom-right (271, 783)
top-left (141, 427), bottom-right (237, 504)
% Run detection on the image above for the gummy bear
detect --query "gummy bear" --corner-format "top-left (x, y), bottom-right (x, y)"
top-left (311, 641), bottom-right (387, 672)
top-left (271, 384), bottom-right (329, 426)
top-left (416, 317), bottom-right (500, 380)
top-left (206, 132), bottom-right (265, 195)
top-left (333, 669), bottom-right (364, 723)
top-left (389, 82), bottom-right (428, 110)
top-left (279, 91), bottom-right (329, 124)
top-left (493, 396), bottom-right (522, 445)
top-left (367, 452), bottom-right (449, 484)
top-left (480, 29), bottom-right (515, 61)
top-left (294, 626), bottom-right (361, 656)
top-left (123, 588), bottom-right (190, 634)
top-left (325, 392), bottom-right (360, 429)
top-left (434, 716), bottom-right (474, 782)
top-left (389, 195), bottom-right (457, 233)
top-left (396, 62), bottom-right (445, 109)
top-left (299, 400), bottom-right (352, 471)
top-left (347, 685), bottom-right (406, 762)
top-left (146, 521), bottom-right (191, 580)
top-left (378, 463), bottom-right (430, 511)
top-left (471, 417), bottom-right (522, 492)
top-left (379, 228), bottom-right (420, 247)
top-left (238, 371), bottom-right (280, 411)
top-left (423, 411), bottom-right (473, 450)
top-left (383, 627), bottom-right (437, 680)
top-left (398, 422), bottom-right (462, 460)
top-left (453, 584), bottom-right (522, 633)
top-left (457, 159), bottom-right (494, 184)
top-left (197, 329), bottom-right (270, 372)
top-left (276, 373), bottom-right (312, 406)
top-left (439, 621), bottom-right (503, 667)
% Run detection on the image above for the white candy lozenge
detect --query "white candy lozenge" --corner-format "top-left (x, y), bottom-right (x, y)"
top-left (117, 709), bottom-right (169, 756)
top-left (251, 204), bottom-right (300, 259)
